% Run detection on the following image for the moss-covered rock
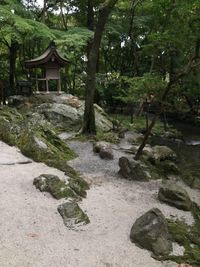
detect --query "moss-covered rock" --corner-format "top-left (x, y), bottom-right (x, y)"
top-left (0, 106), bottom-right (89, 197)
top-left (68, 176), bottom-right (89, 198)
top-left (57, 201), bottom-right (90, 229)
top-left (17, 128), bottom-right (76, 174)
top-left (33, 174), bottom-right (76, 199)
top-left (0, 107), bottom-right (24, 145)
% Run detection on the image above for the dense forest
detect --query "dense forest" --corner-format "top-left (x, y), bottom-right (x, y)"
top-left (0, 0), bottom-right (200, 123)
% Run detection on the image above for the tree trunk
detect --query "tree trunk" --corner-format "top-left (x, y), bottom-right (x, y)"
top-left (9, 40), bottom-right (18, 95)
top-left (82, 0), bottom-right (118, 134)
top-left (134, 80), bottom-right (174, 160)
top-left (41, 0), bottom-right (47, 23)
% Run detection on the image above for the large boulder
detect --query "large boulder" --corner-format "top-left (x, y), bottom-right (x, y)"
top-left (130, 208), bottom-right (172, 256)
top-left (34, 94), bottom-right (112, 132)
top-left (57, 202), bottom-right (90, 229)
top-left (118, 157), bottom-right (150, 181)
top-left (33, 174), bottom-right (76, 199)
top-left (37, 102), bottom-right (81, 129)
top-left (158, 182), bottom-right (192, 211)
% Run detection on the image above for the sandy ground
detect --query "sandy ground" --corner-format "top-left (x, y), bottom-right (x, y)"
top-left (0, 137), bottom-right (199, 267)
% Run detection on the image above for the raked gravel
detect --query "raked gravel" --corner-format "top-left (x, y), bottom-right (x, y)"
top-left (0, 135), bottom-right (198, 267)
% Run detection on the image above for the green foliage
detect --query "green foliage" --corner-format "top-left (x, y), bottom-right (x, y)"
top-left (110, 114), bottom-right (166, 135)
top-left (114, 73), bottom-right (167, 104)
top-left (54, 27), bottom-right (93, 54)
top-left (53, 27), bottom-right (93, 94)
top-left (0, 5), bottom-right (54, 45)
top-left (0, 0), bottom-right (200, 118)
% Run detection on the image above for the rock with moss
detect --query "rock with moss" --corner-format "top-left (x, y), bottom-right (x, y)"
top-left (130, 208), bottom-right (172, 256)
top-left (144, 145), bottom-right (177, 164)
top-left (0, 106), bottom-right (82, 177)
top-left (68, 176), bottom-right (89, 198)
top-left (57, 201), bottom-right (90, 229)
top-left (118, 157), bottom-right (150, 181)
top-left (33, 174), bottom-right (76, 199)
top-left (167, 204), bottom-right (200, 266)
top-left (0, 107), bottom-right (24, 145)
top-left (158, 182), bottom-right (192, 211)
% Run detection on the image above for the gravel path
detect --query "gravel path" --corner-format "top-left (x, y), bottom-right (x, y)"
top-left (0, 135), bottom-right (198, 267)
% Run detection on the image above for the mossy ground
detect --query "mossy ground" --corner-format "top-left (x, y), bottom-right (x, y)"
top-left (157, 203), bottom-right (200, 266)
top-left (72, 130), bottom-right (120, 144)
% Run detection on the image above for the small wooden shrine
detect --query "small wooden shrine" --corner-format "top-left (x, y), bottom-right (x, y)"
top-left (25, 41), bottom-right (69, 93)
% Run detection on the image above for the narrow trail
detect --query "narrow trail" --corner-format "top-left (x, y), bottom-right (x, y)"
top-left (0, 137), bottom-right (198, 267)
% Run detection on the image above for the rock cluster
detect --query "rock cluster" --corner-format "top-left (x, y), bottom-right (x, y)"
top-left (33, 174), bottom-right (90, 228)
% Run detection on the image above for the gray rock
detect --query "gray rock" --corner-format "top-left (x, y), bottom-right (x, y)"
top-left (152, 145), bottom-right (177, 162)
top-left (143, 145), bottom-right (177, 164)
top-left (36, 96), bottom-right (112, 132)
top-left (93, 141), bottom-right (114, 160)
top-left (57, 202), bottom-right (90, 229)
top-left (33, 174), bottom-right (76, 199)
top-left (94, 104), bottom-right (112, 131)
top-left (118, 157), bottom-right (150, 181)
top-left (37, 103), bottom-right (81, 129)
top-left (130, 208), bottom-right (172, 256)
top-left (158, 182), bottom-right (192, 211)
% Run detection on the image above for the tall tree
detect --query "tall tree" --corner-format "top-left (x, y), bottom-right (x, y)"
top-left (82, 0), bottom-right (118, 134)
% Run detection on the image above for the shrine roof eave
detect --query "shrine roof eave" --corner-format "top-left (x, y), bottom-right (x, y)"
top-left (24, 47), bottom-right (69, 69)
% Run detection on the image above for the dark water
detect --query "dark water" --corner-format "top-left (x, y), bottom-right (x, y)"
top-left (150, 123), bottom-right (200, 185)
top-left (172, 122), bottom-right (200, 145)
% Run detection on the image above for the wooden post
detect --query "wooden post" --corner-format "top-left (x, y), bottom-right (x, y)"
top-left (58, 78), bottom-right (61, 93)
top-left (46, 79), bottom-right (49, 93)
top-left (36, 72), bottom-right (39, 93)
